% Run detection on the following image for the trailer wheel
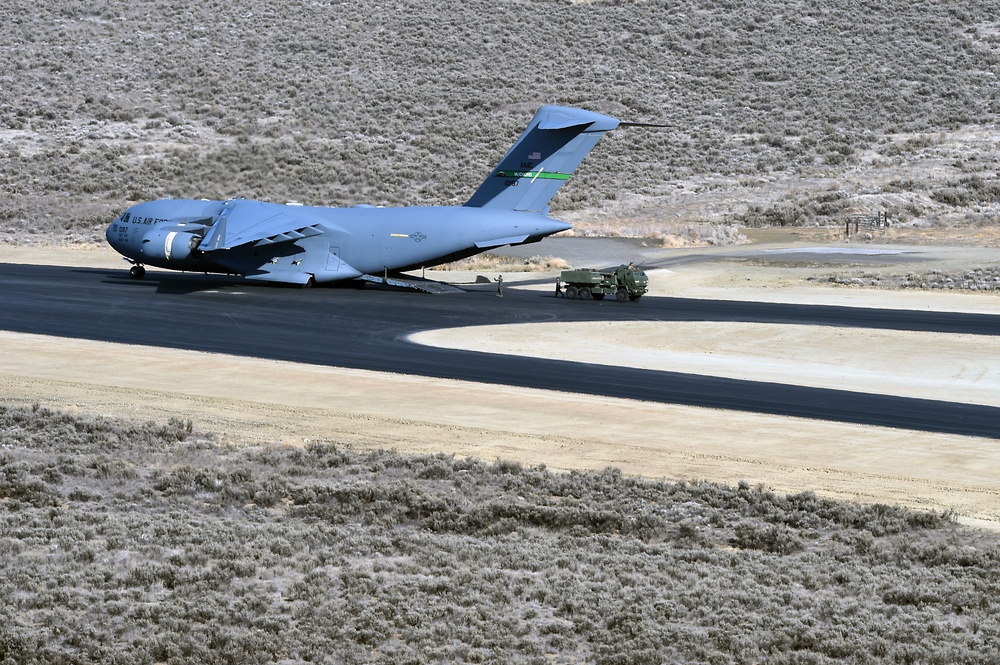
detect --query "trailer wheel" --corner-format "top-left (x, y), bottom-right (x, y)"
top-left (565, 285), bottom-right (579, 299)
top-left (616, 289), bottom-right (629, 302)
top-left (592, 292), bottom-right (605, 301)
top-left (580, 287), bottom-right (592, 300)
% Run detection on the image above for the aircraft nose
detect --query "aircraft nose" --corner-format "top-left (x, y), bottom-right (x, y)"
top-left (106, 209), bottom-right (131, 252)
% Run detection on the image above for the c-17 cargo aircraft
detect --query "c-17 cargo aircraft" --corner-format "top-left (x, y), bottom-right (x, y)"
top-left (106, 105), bottom-right (639, 288)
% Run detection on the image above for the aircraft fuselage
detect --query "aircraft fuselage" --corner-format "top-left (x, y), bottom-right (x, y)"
top-left (106, 198), bottom-right (570, 285)
top-left (105, 106), bottom-right (626, 286)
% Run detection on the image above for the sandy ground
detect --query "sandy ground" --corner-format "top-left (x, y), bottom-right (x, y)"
top-left (413, 321), bottom-right (1000, 408)
top-left (3, 242), bottom-right (1000, 530)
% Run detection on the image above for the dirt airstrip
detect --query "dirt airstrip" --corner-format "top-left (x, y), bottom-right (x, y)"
top-left (2, 240), bottom-right (999, 530)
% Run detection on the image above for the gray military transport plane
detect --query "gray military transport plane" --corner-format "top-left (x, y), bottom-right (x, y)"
top-left (106, 105), bottom-right (629, 288)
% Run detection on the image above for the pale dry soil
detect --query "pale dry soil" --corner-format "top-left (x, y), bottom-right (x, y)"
top-left (2, 241), bottom-right (1000, 530)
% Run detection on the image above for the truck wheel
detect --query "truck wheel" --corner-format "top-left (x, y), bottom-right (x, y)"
top-left (580, 287), bottom-right (592, 300)
top-left (616, 289), bottom-right (629, 302)
top-left (592, 293), bottom-right (605, 301)
top-left (565, 285), bottom-right (579, 299)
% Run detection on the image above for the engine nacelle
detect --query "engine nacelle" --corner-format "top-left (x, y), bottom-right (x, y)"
top-left (139, 229), bottom-right (201, 263)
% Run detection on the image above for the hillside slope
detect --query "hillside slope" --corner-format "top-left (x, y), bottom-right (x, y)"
top-left (1, 0), bottom-right (998, 243)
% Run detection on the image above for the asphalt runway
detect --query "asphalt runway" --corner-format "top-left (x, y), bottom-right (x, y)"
top-left (2, 262), bottom-right (999, 439)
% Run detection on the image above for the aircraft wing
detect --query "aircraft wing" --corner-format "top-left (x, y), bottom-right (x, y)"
top-left (198, 200), bottom-right (327, 252)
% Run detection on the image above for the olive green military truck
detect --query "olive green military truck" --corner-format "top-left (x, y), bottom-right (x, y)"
top-left (559, 264), bottom-right (648, 302)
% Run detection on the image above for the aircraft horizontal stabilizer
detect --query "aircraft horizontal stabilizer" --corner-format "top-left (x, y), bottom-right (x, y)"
top-left (536, 107), bottom-right (617, 131)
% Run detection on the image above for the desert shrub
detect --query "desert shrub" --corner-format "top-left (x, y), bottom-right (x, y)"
top-left (0, 457), bottom-right (58, 507)
top-left (931, 187), bottom-right (972, 206)
top-left (731, 522), bottom-right (805, 554)
top-left (2, 403), bottom-right (1000, 663)
top-left (3, 0), bottom-right (999, 242)
top-left (813, 267), bottom-right (1000, 292)
top-left (736, 203), bottom-right (808, 227)
top-left (932, 176), bottom-right (1000, 205)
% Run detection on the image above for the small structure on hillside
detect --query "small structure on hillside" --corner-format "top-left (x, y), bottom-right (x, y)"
top-left (845, 212), bottom-right (889, 239)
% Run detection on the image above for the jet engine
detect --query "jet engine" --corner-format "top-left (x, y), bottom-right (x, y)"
top-left (139, 229), bottom-right (202, 262)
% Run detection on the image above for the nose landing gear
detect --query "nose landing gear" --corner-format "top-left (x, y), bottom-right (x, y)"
top-left (129, 264), bottom-right (146, 279)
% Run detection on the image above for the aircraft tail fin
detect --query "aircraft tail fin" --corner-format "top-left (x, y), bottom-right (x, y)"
top-left (464, 106), bottom-right (620, 212)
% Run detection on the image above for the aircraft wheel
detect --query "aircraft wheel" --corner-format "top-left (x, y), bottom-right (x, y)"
top-left (592, 292), bottom-right (605, 301)
top-left (616, 289), bottom-right (629, 302)
top-left (565, 285), bottom-right (579, 299)
top-left (580, 287), bottom-right (592, 300)
top-left (129, 265), bottom-right (146, 279)
top-left (302, 276), bottom-right (316, 289)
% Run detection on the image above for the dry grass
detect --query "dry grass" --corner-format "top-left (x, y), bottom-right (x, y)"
top-left (434, 254), bottom-right (571, 272)
top-left (813, 267), bottom-right (1000, 291)
top-left (566, 219), bottom-right (748, 247)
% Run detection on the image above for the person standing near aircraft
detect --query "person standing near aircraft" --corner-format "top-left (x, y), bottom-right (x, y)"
top-left (495, 275), bottom-right (504, 298)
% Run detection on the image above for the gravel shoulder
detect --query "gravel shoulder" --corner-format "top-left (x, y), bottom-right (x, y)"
top-left (3, 242), bottom-right (1000, 530)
